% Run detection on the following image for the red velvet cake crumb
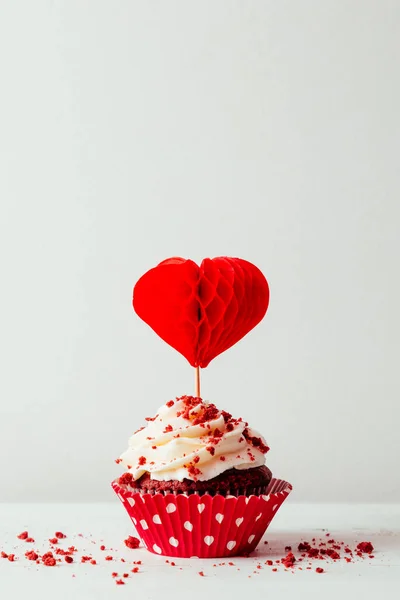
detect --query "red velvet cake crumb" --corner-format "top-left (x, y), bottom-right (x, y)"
top-left (124, 536), bottom-right (140, 549)
top-left (118, 472), bottom-right (134, 486)
top-left (105, 555), bottom-right (113, 561)
top-left (115, 579), bottom-right (125, 585)
top-left (316, 567), bottom-right (324, 573)
top-left (25, 551), bottom-right (39, 561)
top-left (49, 538), bottom-right (58, 544)
top-left (198, 571), bottom-right (205, 577)
top-left (17, 531), bottom-right (28, 540)
top-left (132, 567), bottom-right (139, 573)
top-left (55, 531), bottom-right (66, 539)
top-left (100, 545), bottom-right (106, 551)
top-left (166, 400), bottom-right (174, 407)
top-left (65, 556), bottom-right (73, 563)
top-left (357, 542), bottom-right (374, 554)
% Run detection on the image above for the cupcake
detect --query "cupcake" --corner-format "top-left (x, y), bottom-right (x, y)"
top-left (112, 256), bottom-right (292, 557)
top-left (112, 395), bottom-right (291, 558)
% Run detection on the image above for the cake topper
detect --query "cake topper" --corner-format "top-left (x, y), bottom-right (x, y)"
top-left (133, 256), bottom-right (269, 396)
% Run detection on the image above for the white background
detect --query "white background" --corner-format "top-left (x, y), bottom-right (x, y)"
top-left (0, 0), bottom-right (399, 504)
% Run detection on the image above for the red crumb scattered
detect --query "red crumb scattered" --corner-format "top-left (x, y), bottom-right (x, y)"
top-left (145, 415), bottom-right (158, 422)
top-left (298, 542), bottom-right (311, 552)
top-left (112, 572), bottom-right (118, 577)
top-left (316, 567), bottom-right (324, 573)
top-left (345, 557), bottom-right (352, 563)
top-left (65, 556), bottom-right (73, 564)
top-left (25, 537), bottom-right (35, 543)
top-left (282, 552), bottom-right (296, 568)
top-left (219, 456), bottom-right (226, 461)
top-left (115, 458), bottom-right (122, 464)
top-left (138, 456), bottom-right (147, 466)
top-left (198, 571), bottom-right (205, 577)
top-left (166, 400), bottom-right (174, 407)
top-left (285, 546), bottom-right (292, 552)
top-left (266, 560), bottom-right (273, 566)
top-left (188, 465), bottom-right (201, 478)
top-left (272, 568), bottom-right (277, 572)
top-left (7, 554), bottom-right (16, 562)
top-left (49, 538), bottom-right (58, 544)
top-left (123, 573), bottom-right (129, 578)
top-left (115, 579), bottom-right (125, 585)
top-left (118, 472), bottom-right (134, 486)
top-left (206, 446), bottom-right (215, 456)
top-left (357, 542), bottom-right (374, 554)
top-left (132, 567), bottom-right (139, 573)
top-left (42, 552), bottom-right (56, 567)
top-left (17, 531), bottom-right (29, 540)
top-left (105, 556), bottom-right (113, 561)
top-left (170, 562), bottom-right (176, 566)
top-left (1, 552), bottom-right (8, 558)
top-left (55, 531), bottom-right (66, 539)
top-left (120, 558), bottom-right (126, 563)
top-left (152, 446), bottom-right (157, 449)
top-left (133, 560), bottom-right (142, 565)
top-left (25, 551), bottom-right (39, 561)
top-left (243, 428), bottom-right (270, 453)
top-left (100, 545), bottom-right (106, 551)
top-left (193, 455), bottom-right (200, 464)
top-left (124, 536), bottom-right (140, 549)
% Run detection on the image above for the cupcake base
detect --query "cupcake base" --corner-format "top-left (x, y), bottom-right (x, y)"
top-left (127, 465), bottom-right (272, 497)
top-left (112, 477), bottom-right (292, 558)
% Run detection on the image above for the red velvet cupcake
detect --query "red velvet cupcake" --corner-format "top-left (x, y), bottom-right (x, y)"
top-left (112, 395), bottom-right (292, 558)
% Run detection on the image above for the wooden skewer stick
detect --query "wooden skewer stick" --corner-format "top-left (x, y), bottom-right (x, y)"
top-left (195, 366), bottom-right (201, 398)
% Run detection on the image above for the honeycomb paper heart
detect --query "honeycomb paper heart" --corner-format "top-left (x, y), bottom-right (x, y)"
top-left (133, 257), bottom-right (269, 368)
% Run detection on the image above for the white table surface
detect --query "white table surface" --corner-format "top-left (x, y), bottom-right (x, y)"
top-left (0, 503), bottom-right (399, 600)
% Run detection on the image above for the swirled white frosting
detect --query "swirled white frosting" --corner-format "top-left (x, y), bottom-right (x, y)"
top-left (118, 396), bottom-right (269, 482)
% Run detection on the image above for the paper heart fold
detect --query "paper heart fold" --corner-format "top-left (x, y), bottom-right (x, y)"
top-left (133, 257), bottom-right (269, 368)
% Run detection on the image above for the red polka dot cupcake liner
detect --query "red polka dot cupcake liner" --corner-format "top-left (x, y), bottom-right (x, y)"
top-left (112, 477), bottom-right (292, 558)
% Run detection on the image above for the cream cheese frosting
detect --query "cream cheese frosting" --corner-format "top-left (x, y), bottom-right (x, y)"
top-left (118, 396), bottom-right (269, 482)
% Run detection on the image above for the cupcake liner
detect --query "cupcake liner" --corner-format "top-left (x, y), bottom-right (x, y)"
top-left (112, 477), bottom-right (292, 558)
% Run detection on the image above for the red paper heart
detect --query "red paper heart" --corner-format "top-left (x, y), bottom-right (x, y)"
top-left (133, 257), bottom-right (269, 368)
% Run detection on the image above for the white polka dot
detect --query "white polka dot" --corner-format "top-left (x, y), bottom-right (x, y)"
top-left (215, 513), bottom-right (224, 524)
top-left (226, 541), bottom-right (236, 551)
top-left (127, 497), bottom-right (135, 507)
top-left (166, 503), bottom-right (176, 513)
top-left (190, 556), bottom-right (199, 559)
top-left (169, 537), bottom-right (179, 547)
top-left (204, 535), bottom-right (214, 546)
top-left (153, 544), bottom-right (162, 554)
top-left (140, 519), bottom-right (148, 529)
top-left (152, 514), bottom-right (162, 524)
top-left (248, 534), bottom-right (255, 544)
top-left (235, 517), bottom-right (244, 527)
top-left (262, 495), bottom-right (270, 501)
top-left (197, 503), bottom-right (205, 514)
top-left (255, 512), bottom-right (262, 521)
top-left (272, 504), bottom-right (278, 512)
top-left (131, 517), bottom-right (137, 525)
top-left (184, 521), bottom-right (193, 532)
